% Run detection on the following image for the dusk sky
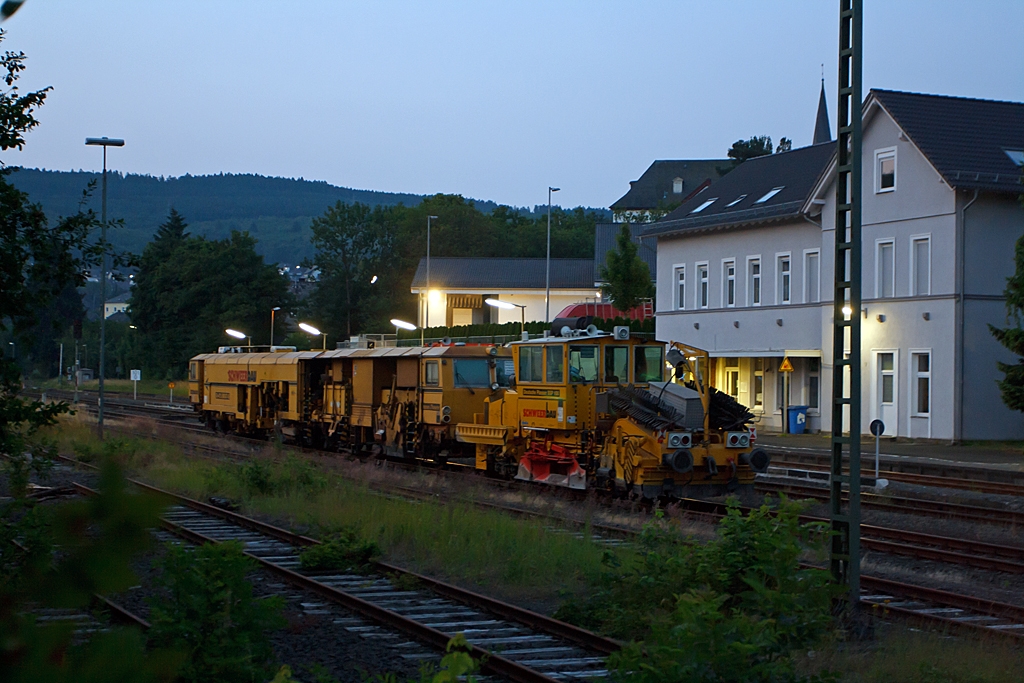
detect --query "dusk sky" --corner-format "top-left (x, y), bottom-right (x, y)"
top-left (3, 1), bottom-right (1022, 210)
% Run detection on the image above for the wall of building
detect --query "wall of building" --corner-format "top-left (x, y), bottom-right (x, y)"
top-left (415, 290), bottom-right (601, 328)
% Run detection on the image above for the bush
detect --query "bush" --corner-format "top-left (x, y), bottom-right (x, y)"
top-left (237, 459), bottom-right (276, 496)
top-left (300, 528), bottom-right (381, 572)
top-left (147, 541), bottom-right (285, 683)
top-left (557, 498), bottom-right (838, 683)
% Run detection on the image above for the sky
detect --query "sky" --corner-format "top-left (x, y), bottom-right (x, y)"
top-left (2, 1), bottom-right (1022, 210)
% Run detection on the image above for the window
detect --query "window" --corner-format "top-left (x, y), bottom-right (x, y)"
top-left (754, 186), bottom-right (784, 204)
top-left (776, 367), bottom-right (786, 409)
top-left (723, 260), bottom-right (736, 307)
top-left (453, 359), bottom-right (491, 387)
top-left (777, 255), bottom-right (791, 304)
top-left (697, 263), bottom-right (709, 309)
top-left (604, 345), bottom-right (629, 383)
top-left (748, 258), bottom-right (761, 306)
top-left (912, 352), bottom-right (930, 415)
top-left (424, 360), bottom-right (439, 386)
top-left (724, 357), bottom-right (739, 398)
top-left (1004, 149), bottom-right (1024, 167)
top-left (672, 177), bottom-right (684, 194)
top-left (807, 358), bottom-right (820, 410)
top-left (568, 345), bottom-right (599, 383)
top-left (519, 346), bottom-right (543, 382)
top-left (545, 345), bottom-right (564, 383)
top-left (879, 352), bottom-right (895, 403)
top-left (911, 236), bottom-right (930, 296)
top-left (725, 194), bottom-right (747, 208)
top-left (189, 362), bottom-right (197, 381)
top-left (675, 265), bottom-right (686, 310)
top-left (752, 358), bottom-right (764, 408)
top-left (876, 240), bottom-right (895, 298)
top-left (690, 197), bottom-right (718, 214)
top-left (634, 346), bottom-right (664, 383)
top-left (804, 251), bottom-right (820, 303)
top-left (495, 359), bottom-right (513, 387)
top-left (875, 147), bottom-right (896, 192)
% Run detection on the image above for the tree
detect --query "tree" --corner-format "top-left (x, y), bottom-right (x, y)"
top-left (600, 225), bottom-right (654, 313)
top-left (718, 135), bottom-right (776, 175)
top-left (989, 234), bottom-right (1024, 411)
top-left (131, 211), bottom-right (291, 377)
top-left (305, 201), bottom-right (398, 337)
top-left (776, 136), bottom-right (793, 153)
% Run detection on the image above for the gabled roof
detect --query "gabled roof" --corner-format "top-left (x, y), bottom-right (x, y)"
top-left (610, 160), bottom-right (727, 211)
top-left (410, 257), bottom-right (596, 291)
top-left (643, 142), bottom-right (835, 239)
top-left (594, 223), bottom-right (656, 283)
top-left (869, 89), bottom-right (1024, 193)
top-left (106, 291), bottom-right (132, 304)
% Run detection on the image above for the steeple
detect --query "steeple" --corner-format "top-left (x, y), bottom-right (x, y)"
top-left (813, 78), bottom-right (832, 144)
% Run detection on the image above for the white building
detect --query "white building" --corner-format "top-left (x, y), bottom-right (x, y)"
top-left (103, 291), bottom-right (131, 319)
top-left (410, 257), bottom-right (601, 327)
top-left (648, 89), bottom-right (1024, 441)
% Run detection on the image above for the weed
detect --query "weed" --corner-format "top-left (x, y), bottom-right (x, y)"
top-left (364, 634), bottom-right (482, 683)
top-left (300, 528), bottom-right (381, 571)
top-left (147, 541), bottom-right (285, 683)
top-left (238, 458), bottom-right (276, 496)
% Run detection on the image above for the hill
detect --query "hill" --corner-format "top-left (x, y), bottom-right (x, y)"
top-left (7, 168), bottom-right (607, 265)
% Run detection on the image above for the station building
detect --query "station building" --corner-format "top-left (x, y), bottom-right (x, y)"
top-left (647, 89), bottom-right (1024, 440)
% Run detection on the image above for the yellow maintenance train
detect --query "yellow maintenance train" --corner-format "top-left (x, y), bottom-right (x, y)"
top-left (189, 323), bottom-right (768, 497)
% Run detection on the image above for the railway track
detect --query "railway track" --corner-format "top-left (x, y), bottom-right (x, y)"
top-left (73, 479), bottom-right (618, 682)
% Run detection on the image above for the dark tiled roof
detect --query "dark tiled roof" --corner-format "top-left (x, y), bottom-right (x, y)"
top-left (593, 223), bottom-right (656, 282)
top-left (643, 142), bottom-right (835, 238)
top-left (106, 291), bottom-right (132, 304)
top-left (410, 258), bottom-right (596, 290)
top-left (870, 89), bottom-right (1024, 193)
top-left (610, 160), bottom-right (727, 211)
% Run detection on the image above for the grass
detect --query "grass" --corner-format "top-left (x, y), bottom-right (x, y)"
top-left (44, 415), bottom-right (616, 606)
top-left (35, 377), bottom-right (191, 398)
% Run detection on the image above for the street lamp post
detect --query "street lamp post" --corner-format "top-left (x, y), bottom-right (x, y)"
top-left (545, 187), bottom-right (560, 324)
top-left (225, 328), bottom-right (250, 348)
top-left (298, 322), bottom-right (327, 350)
top-left (485, 298), bottom-right (527, 339)
top-left (391, 318), bottom-right (417, 346)
top-left (424, 215), bottom-right (438, 346)
top-left (270, 306), bottom-right (281, 347)
top-left (85, 136), bottom-right (125, 441)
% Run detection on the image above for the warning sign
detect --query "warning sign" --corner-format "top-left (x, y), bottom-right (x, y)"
top-left (779, 357), bottom-right (794, 372)
top-left (168, 382), bottom-right (176, 388)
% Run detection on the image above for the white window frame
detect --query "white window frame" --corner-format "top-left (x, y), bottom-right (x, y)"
top-left (672, 177), bottom-right (683, 194)
top-left (674, 264), bottom-right (686, 311)
top-left (722, 258), bottom-right (736, 308)
top-left (690, 197), bottom-right (718, 214)
top-left (875, 238), bottom-right (895, 299)
top-left (802, 249), bottom-right (821, 303)
top-left (746, 256), bottom-right (762, 307)
top-left (910, 233), bottom-right (931, 297)
top-left (775, 252), bottom-right (792, 305)
top-left (875, 146), bottom-right (897, 193)
top-left (696, 261), bottom-right (709, 309)
top-left (910, 348), bottom-right (932, 418)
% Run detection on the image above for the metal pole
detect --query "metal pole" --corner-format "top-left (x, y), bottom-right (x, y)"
top-left (830, 0), bottom-right (863, 607)
top-left (98, 145), bottom-right (107, 440)
top-left (58, 343), bottom-right (63, 387)
top-left (546, 188), bottom-right (552, 323)
top-left (270, 308), bottom-right (276, 347)
top-left (425, 215), bottom-right (431, 346)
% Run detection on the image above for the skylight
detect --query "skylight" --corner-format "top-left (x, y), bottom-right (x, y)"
top-left (725, 194), bottom-right (747, 208)
top-left (690, 198), bottom-right (718, 214)
top-left (754, 187), bottom-right (784, 204)
top-left (1005, 149), bottom-right (1024, 167)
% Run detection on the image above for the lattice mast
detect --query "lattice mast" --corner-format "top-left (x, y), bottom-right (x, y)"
top-left (830, 0), bottom-right (863, 605)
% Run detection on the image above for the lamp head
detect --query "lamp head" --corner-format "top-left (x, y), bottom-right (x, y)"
top-left (225, 328), bottom-right (246, 340)
top-left (391, 318), bottom-right (417, 331)
top-left (85, 137), bottom-right (125, 147)
top-left (298, 322), bottom-right (321, 336)
top-left (485, 298), bottom-right (515, 310)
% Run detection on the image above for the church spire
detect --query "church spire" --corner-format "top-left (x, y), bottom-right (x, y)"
top-left (813, 77), bottom-right (832, 144)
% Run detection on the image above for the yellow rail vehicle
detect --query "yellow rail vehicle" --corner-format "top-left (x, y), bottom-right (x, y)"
top-left (189, 344), bottom-right (511, 458)
top-left (455, 327), bottom-right (768, 497)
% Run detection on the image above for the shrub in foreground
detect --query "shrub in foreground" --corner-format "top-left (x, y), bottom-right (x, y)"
top-left (300, 528), bottom-right (381, 571)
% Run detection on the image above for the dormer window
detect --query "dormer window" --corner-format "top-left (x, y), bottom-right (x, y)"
top-left (672, 177), bottom-right (684, 194)
top-left (754, 187), bottom-right (784, 204)
top-left (725, 194), bottom-right (747, 208)
top-left (690, 198), bottom-right (718, 214)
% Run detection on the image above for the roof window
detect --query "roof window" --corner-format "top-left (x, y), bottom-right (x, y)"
top-left (725, 194), bottom-right (747, 208)
top-left (690, 198), bottom-right (718, 214)
top-left (754, 187), bottom-right (784, 204)
top-left (1005, 149), bottom-right (1024, 167)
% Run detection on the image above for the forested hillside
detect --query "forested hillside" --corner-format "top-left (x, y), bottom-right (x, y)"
top-left (8, 168), bottom-right (609, 265)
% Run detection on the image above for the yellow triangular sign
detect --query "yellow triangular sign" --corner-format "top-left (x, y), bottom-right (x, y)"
top-left (779, 357), bottom-right (794, 372)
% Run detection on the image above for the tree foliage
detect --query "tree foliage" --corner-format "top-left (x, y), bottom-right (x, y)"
top-left (719, 135), bottom-right (790, 175)
top-left (989, 233), bottom-right (1024, 411)
top-left (600, 224), bottom-right (654, 312)
top-left (130, 209), bottom-right (292, 377)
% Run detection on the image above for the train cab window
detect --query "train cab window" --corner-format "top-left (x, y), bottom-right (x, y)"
top-left (189, 362), bottom-right (197, 380)
top-left (568, 346), bottom-right (598, 383)
top-left (604, 345), bottom-right (629, 384)
top-left (546, 346), bottom-right (564, 383)
top-left (634, 346), bottom-right (664, 383)
top-left (495, 358), bottom-right (514, 387)
top-left (519, 346), bottom-right (543, 382)
top-left (453, 359), bottom-right (491, 387)
top-left (424, 360), bottom-right (439, 386)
